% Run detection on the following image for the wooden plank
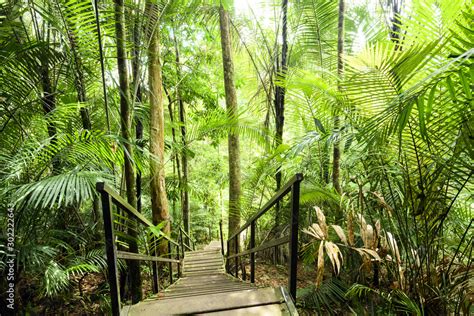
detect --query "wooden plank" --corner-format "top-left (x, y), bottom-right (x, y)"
top-left (227, 236), bottom-right (289, 259)
top-left (163, 284), bottom-right (254, 295)
top-left (186, 253), bottom-right (221, 257)
top-left (185, 261), bottom-right (222, 267)
top-left (202, 303), bottom-right (288, 315)
top-left (183, 271), bottom-right (226, 277)
top-left (184, 259), bottom-right (223, 265)
top-left (158, 287), bottom-right (256, 300)
top-left (166, 282), bottom-right (252, 290)
top-left (129, 287), bottom-right (284, 315)
top-left (185, 267), bottom-right (224, 273)
top-left (172, 276), bottom-right (239, 285)
top-left (117, 251), bottom-right (180, 263)
top-left (185, 255), bottom-right (221, 261)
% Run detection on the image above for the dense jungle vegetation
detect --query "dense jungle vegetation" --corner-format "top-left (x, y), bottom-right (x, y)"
top-left (0, 0), bottom-right (472, 314)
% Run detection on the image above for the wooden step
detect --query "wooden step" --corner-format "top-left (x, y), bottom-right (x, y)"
top-left (159, 286), bottom-right (255, 299)
top-left (184, 260), bottom-right (221, 265)
top-left (185, 251), bottom-right (220, 257)
top-left (127, 287), bottom-right (285, 315)
top-left (185, 266), bottom-right (224, 273)
top-left (202, 303), bottom-right (289, 315)
top-left (184, 270), bottom-right (225, 275)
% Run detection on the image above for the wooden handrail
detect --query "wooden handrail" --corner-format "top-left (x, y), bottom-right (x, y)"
top-left (224, 173), bottom-right (303, 303)
top-left (97, 182), bottom-right (180, 247)
top-left (226, 236), bottom-right (289, 259)
top-left (97, 182), bottom-right (153, 227)
top-left (227, 173), bottom-right (303, 241)
top-left (117, 251), bottom-right (180, 263)
top-left (179, 226), bottom-right (195, 250)
top-left (97, 182), bottom-right (189, 316)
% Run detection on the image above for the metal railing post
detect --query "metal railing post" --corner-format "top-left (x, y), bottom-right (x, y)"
top-left (250, 221), bottom-right (256, 283)
top-left (226, 240), bottom-right (230, 274)
top-left (176, 244), bottom-right (182, 277)
top-left (168, 242), bottom-right (173, 284)
top-left (179, 228), bottom-right (185, 258)
top-left (234, 237), bottom-right (238, 277)
top-left (219, 220), bottom-right (224, 256)
top-left (288, 180), bottom-right (300, 302)
top-left (152, 241), bottom-right (159, 293)
top-left (98, 184), bottom-right (121, 316)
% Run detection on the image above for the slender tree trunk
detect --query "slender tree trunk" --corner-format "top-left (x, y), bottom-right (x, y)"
top-left (219, 4), bottom-right (241, 238)
top-left (172, 29), bottom-right (190, 241)
top-left (164, 85), bottom-right (182, 187)
top-left (147, 1), bottom-right (170, 254)
top-left (274, 0), bottom-right (288, 227)
top-left (39, 21), bottom-right (59, 171)
top-left (164, 85), bottom-right (182, 223)
top-left (41, 69), bottom-right (56, 139)
top-left (132, 11), bottom-right (143, 213)
top-left (70, 40), bottom-right (91, 130)
top-left (332, 0), bottom-right (344, 195)
top-left (113, 0), bottom-right (141, 302)
top-left (389, 0), bottom-right (403, 49)
top-left (179, 100), bottom-right (190, 238)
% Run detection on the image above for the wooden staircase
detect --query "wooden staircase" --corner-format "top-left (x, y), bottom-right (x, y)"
top-left (122, 241), bottom-right (297, 315)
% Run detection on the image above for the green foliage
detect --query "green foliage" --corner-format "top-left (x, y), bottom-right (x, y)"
top-left (298, 279), bottom-right (348, 314)
top-left (0, 0), bottom-right (472, 313)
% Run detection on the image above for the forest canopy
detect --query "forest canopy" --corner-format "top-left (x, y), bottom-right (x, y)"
top-left (0, 0), bottom-right (472, 314)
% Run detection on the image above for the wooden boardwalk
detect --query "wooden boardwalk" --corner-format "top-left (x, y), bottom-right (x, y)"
top-left (122, 241), bottom-right (296, 315)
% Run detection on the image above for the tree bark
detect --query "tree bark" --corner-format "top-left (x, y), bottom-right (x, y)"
top-left (274, 0), bottom-right (288, 226)
top-left (165, 86), bottom-right (180, 218)
top-left (147, 1), bottom-right (170, 254)
top-left (164, 85), bottom-right (182, 223)
top-left (332, 0), bottom-right (344, 195)
top-left (172, 29), bottom-right (190, 241)
top-left (41, 62), bottom-right (59, 172)
top-left (219, 4), bottom-right (241, 238)
top-left (113, 0), bottom-right (141, 302)
top-left (132, 10), bottom-right (143, 213)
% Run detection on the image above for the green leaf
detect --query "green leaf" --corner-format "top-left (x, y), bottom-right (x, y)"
top-left (398, 102), bottom-right (414, 137)
top-left (426, 83), bottom-right (437, 122)
top-left (416, 95), bottom-right (427, 139)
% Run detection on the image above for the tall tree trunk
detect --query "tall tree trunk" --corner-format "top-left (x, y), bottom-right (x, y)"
top-left (147, 1), bottom-right (170, 254)
top-left (132, 11), bottom-right (143, 213)
top-left (219, 4), bottom-right (241, 238)
top-left (389, 0), bottom-right (403, 48)
top-left (39, 19), bottom-right (58, 171)
top-left (274, 0), bottom-right (288, 227)
top-left (172, 29), bottom-right (190, 241)
top-left (164, 85), bottom-right (182, 224)
top-left (113, 0), bottom-right (141, 303)
top-left (70, 36), bottom-right (91, 130)
top-left (41, 62), bottom-right (59, 172)
top-left (332, 0), bottom-right (344, 195)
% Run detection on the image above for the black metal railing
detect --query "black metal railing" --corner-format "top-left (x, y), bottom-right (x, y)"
top-left (223, 173), bottom-right (303, 302)
top-left (97, 182), bottom-right (191, 316)
top-left (219, 220), bottom-right (225, 256)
